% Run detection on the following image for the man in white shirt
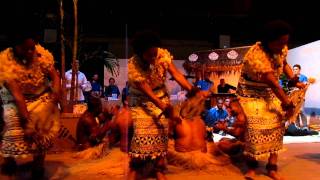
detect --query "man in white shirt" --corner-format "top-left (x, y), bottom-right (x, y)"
top-left (65, 60), bottom-right (91, 102)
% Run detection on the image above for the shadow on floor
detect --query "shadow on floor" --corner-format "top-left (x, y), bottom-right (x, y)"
top-left (0, 160), bottom-right (69, 180)
top-left (296, 153), bottom-right (320, 164)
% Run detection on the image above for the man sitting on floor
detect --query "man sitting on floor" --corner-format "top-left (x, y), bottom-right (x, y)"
top-left (213, 98), bottom-right (246, 159)
top-left (74, 95), bottom-right (115, 159)
top-left (167, 89), bottom-right (231, 171)
top-left (108, 98), bottom-right (134, 152)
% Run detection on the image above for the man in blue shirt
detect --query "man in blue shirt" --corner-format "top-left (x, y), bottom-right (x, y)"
top-left (293, 64), bottom-right (308, 83)
top-left (104, 77), bottom-right (120, 98)
top-left (194, 73), bottom-right (213, 110)
top-left (292, 64), bottom-right (309, 129)
top-left (194, 73), bottom-right (213, 91)
top-left (91, 74), bottom-right (102, 97)
top-left (205, 98), bottom-right (228, 127)
top-left (194, 79), bottom-right (213, 91)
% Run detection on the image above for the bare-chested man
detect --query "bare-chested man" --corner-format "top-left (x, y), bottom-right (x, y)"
top-left (169, 89), bottom-right (209, 151)
top-left (172, 115), bottom-right (207, 152)
top-left (108, 101), bottom-right (133, 152)
top-left (76, 95), bottom-right (112, 150)
top-left (167, 89), bottom-right (229, 169)
top-left (215, 98), bottom-right (246, 157)
top-left (72, 100), bottom-right (132, 175)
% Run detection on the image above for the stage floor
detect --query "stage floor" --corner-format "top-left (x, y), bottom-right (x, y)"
top-left (1, 143), bottom-right (320, 180)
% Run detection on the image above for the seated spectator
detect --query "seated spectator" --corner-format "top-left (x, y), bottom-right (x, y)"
top-left (224, 97), bottom-right (236, 127)
top-left (217, 79), bottom-right (236, 93)
top-left (205, 98), bottom-right (228, 129)
top-left (293, 64), bottom-right (308, 84)
top-left (104, 77), bottom-right (120, 98)
top-left (91, 74), bottom-right (103, 97)
top-left (194, 73), bottom-right (213, 91)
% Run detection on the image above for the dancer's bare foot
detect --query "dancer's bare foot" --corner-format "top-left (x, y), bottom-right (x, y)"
top-left (268, 170), bottom-right (285, 180)
top-left (244, 169), bottom-right (256, 180)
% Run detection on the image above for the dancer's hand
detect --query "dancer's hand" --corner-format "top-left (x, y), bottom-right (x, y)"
top-left (296, 82), bottom-right (306, 89)
top-left (163, 104), bottom-right (182, 123)
top-left (282, 101), bottom-right (295, 119)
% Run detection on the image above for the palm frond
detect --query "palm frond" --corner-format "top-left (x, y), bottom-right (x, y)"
top-left (103, 51), bottom-right (119, 76)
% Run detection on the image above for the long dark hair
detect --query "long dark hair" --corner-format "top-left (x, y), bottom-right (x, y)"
top-left (131, 30), bottom-right (162, 59)
top-left (259, 20), bottom-right (292, 51)
top-left (8, 15), bottom-right (41, 47)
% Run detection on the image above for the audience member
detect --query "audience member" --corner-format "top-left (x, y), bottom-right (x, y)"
top-left (194, 73), bottom-right (213, 91)
top-left (217, 79), bottom-right (236, 93)
top-left (293, 64), bottom-right (309, 128)
top-left (205, 98), bottom-right (228, 128)
top-left (65, 60), bottom-right (91, 102)
top-left (91, 73), bottom-right (103, 97)
top-left (224, 97), bottom-right (236, 127)
top-left (104, 77), bottom-right (120, 98)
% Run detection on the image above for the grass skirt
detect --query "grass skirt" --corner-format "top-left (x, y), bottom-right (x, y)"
top-left (26, 93), bottom-right (60, 151)
top-left (167, 140), bottom-right (230, 173)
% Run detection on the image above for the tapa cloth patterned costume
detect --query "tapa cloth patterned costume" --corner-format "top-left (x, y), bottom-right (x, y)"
top-left (0, 44), bottom-right (60, 157)
top-left (128, 48), bottom-right (172, 159)
top-left (236, 42), bottom-right (288, 159)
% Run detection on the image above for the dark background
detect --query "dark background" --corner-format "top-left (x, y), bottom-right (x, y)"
top-left (0, 0), bottom-right (318, 83)
top-left (0, 0), bottom-right (318, 45)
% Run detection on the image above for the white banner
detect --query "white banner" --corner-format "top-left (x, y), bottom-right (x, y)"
top-left (287, 40), bottom-right (320, 112)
